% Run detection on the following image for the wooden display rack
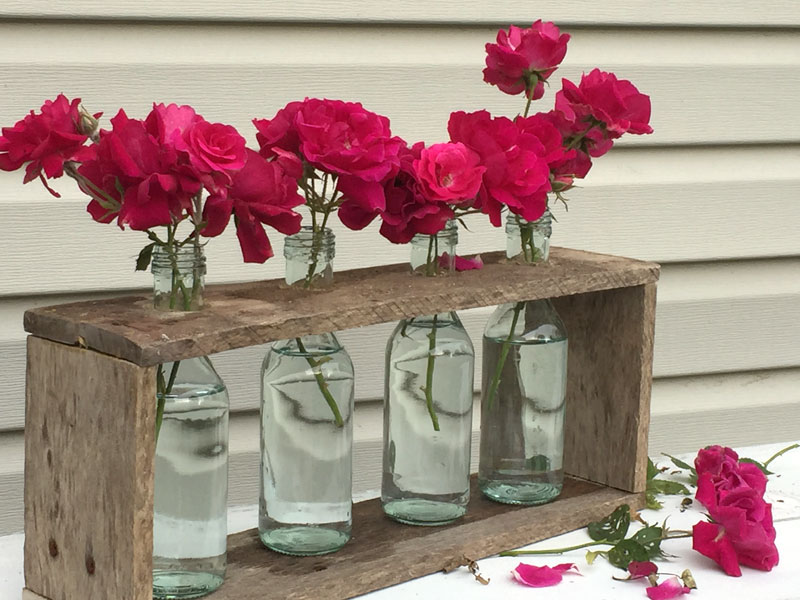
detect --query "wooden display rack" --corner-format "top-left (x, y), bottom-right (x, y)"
top-left (21, 247), bottom-right (658, 600)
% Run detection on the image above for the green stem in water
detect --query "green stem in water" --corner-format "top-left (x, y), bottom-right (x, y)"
top-left (485, 301), bottom-right (524, 412)
top-left (295, 336), bottom-right (344, 427)
top-left (763, 443), bottom-right (800, 469)
top-left (421, 314), bottom-right (441, 431)
top-left (155, 361), bottom-right (181, 443)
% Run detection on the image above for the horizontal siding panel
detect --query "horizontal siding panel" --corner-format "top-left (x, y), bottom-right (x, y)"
top-left (2, 258), bottom-right (799, 430)
top-left (1, 25), bottom-right (799, 147)
top-left (2, 1), bottom-right (800, 26)
top-left (3, 368), bottom-right (800, 534)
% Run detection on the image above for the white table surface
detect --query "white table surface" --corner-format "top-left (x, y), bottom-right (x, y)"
top-left (2, 442), bottom-right (798, 600)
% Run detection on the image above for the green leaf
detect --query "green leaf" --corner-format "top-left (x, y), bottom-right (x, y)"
top-left (647, 458), bottom-right (659, 481)
top-left (631, 526), bottom-right (664, 559)
top-left (587, 505), bottom-right (630, 543)
top-left (649, 479), bottom-right (690, 496)
top-left (739, 458), bottom-right (774, 476)
top-left (136, 243), bottom-right (155, 271)
top-left (645, 491), bottom-right (663, 510)
top-left (608, 539), bottom-right (649, 570)
top-left (526, 454), bottom-right (551, 472)
top-left (662, 453), bottom-right (695, 472)
top-left (585, 550), bottom-right (604, 565)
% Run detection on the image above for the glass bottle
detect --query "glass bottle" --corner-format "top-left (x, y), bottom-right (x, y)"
top-left (259, 227), bottom-right (355, 555)
top-left (479, 211), bottom-right (567, 505)
top-left (382, 221), bottom-right (476, 525)
top-left (151, 245), bottom-right (229, 599)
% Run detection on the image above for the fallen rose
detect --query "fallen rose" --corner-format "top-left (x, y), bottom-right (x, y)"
top-left (646, 576), bottom-right (692, 600)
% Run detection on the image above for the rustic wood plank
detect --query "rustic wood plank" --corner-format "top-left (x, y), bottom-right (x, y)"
top-left (554, 283), bottom-right (657, 493)
top-left (24, 337), bottom-right (156, 600)
top-left (22, 589), bottom-right (50, 600)
top-left (23, 248), bottom-right (659, 367)
top-left (210, 477), bottom-right (642, 600)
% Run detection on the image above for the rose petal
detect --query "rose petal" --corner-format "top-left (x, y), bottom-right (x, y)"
top-left (646, 577), bottom-right (691, 600)
top-left (511, 562), bottom-right (579, 588)
top-left (439, 253), bottom-right (483, 271)
top-left (692, 521), bottom-right (742, 577)
top-left (628, 561), bottom-right (658, 579)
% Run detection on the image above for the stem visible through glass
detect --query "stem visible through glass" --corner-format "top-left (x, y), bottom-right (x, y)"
top-left (295, 336), bottom-right (344, 427)
top-left (484, 301), bottom-right (523, 412)
top-left (420, 234), bottom-right (441, 430)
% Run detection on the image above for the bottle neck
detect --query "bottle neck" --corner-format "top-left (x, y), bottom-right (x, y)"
top-left (505, 210), bottom-right (552, 264)
top-left (409, 220), bottom-right (459, 276)
top-left (151, 244), bottom-right (206, 312)
top-left (284, 226), bottom-right (336, 289)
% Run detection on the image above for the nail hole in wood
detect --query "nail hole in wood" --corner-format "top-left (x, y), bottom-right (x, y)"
top-left (48, 538), bottom-right (58, 557)
top-left (85, 555), bottom-right (96, 575)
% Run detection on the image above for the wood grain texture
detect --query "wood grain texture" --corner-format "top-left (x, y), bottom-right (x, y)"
top-left (554, 283), bottom-right (657, 493)
top-left (24, 337), bottom-right (155, 600)
top-left (2, 0), bottom-right (799, 26)
top-left (211, 477), bottom-right (642, 600)
top-left (22, 589), bottom-right (49, 600)
top-left (23, 248), bottom-right (659, 367)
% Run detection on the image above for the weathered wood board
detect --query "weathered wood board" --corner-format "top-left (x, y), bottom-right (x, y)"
top-left (23, 248), bottom-right (659, 367)
top-left (24, 337), bottom-right (156, 600)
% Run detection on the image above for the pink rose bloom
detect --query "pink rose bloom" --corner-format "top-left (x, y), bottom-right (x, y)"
top-left (202, 149), bottom-right (303, 263)
top-left (78, 109), bottom-right (199, 230)
top-left (253, 100), bottom-right (304, 158)
top-left (695, 445), bottom-right (740, 477)
top-left (448, 110), bottom-right (551, 226)
top-left (294, 98), bottom-right (404, 182)
top-left (693, 487), bottom-right (779, 576)
top-left (413, 142), bottom-right (485, 203)
top-left (376, 144), bottom-right (454, 244)
top-left (145, 103), bottom-right (201, 148)
top-left (555, 69), bottom-right (653, 140)
top-left (484, 21), bottom-right (570, 97)
top-left (184, 120), bottom-right (247, 182)
top-left (0, 94), bottom-right (93, 196)
top-left (694, 445), bottom-right (768, 511)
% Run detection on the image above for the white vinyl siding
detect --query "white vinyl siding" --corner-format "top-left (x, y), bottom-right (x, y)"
top-left (0, 5), bottom-right (798, 533)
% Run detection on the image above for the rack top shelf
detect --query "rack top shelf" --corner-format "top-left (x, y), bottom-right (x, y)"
top-left (24, 247), bottom-right (659, 366)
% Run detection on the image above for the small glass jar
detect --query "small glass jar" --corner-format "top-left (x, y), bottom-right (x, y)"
top-left (479, 210), bottom-right (567, 506)
top-left (260, 226), bottom-right (355, 555)
top-left (382, 221), bottom-right (475, 525)
top-left (151, 245), bottom-right (229, 599)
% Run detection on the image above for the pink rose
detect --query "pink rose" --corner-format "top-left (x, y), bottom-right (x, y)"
top-left (377, 144), bottom-right (454, 244)
top-left (695, 445), bottom-right (740, 477)
top-left (484, 21), bottom-right (570, 97)
top-left (413, 142), bottom-right (485, 203)
top-left (145, 103), bottom-right (201, 147)
top-left (694, 446), bottom-right (768, 511)
top-left (555, 69), bottom-right (653, 140)
top-left (202, 149), bottom-right (303, 263)
top-left (448, 110), bottom-right (551, 226)
top-left (693, 487), bottom-right (779, 576)
top-left (253, 100), bottom-right (304, 158)
top-left (0, 94), bottom-right (93, 196)
top-left (293, 98), bottom-right (403, 182)
top-left (184, 120), bottom-right (246, 181)
top-left (78, 109), bottom-right (199, 230)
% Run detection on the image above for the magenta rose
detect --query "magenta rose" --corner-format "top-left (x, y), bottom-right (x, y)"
top-left (78, 109), bottom-right (199, 230)
top-left (253, 100), bottom-right (304, 158)
top-left (203, 149), bottom-right (303, 263)
top-left (556, 69), bottom-right (653, 140)
top-left (413, 142), bottom-right (485, 203)
top-left (448, 110), bottom-right (551, 226)
top-left (145, 103), bottom-right (201, 148)
top-left (694, 445), bottom-right (768, 511)
top-left (184, 120), bottom-right (246, 182)
top-left (484, 21), bottom-right (570, 97)
top-left (693, 487), bottom-right (779, 576)
top-left (294, 98), bottom-right (403, 182)
top-left (0, 94), bottom-right (93, 196)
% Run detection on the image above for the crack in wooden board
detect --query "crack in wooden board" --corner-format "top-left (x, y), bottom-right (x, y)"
top-left (23, 248), bottom-right (659, 366)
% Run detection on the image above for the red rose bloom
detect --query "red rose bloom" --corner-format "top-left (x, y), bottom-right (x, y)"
top-left (293, 98), bottom-right (404, 182)
top-left (252, 100), bottom-right (304, 159)
top-left (448, 110), bottom-right (551, 226)
top-left (413, 142), bottom-right (485, 203)
top-left (145, 103), bottom-right (201, 148)
top-left (185, 120), bottom-right (246, 184)
top-left (483, 21), bottom-right (570, 97)
top-left (555, 69), bottom-right (653, 144)
top-left (203, 149), bottom-right (303, 263)
top-left (0, 94), bottom-right (92, 196)
top-left (78, 109), bottom-right (200, 230)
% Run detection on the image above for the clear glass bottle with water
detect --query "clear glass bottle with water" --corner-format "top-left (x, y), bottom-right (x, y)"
top-left (260, 227), bottom-right (355, 555)
top-left (479, 211), bottom-right (568, 505)
top-left (151, 245), bottom-right (229, 599)
top-left (382, 221), bottom-right (475, 525)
